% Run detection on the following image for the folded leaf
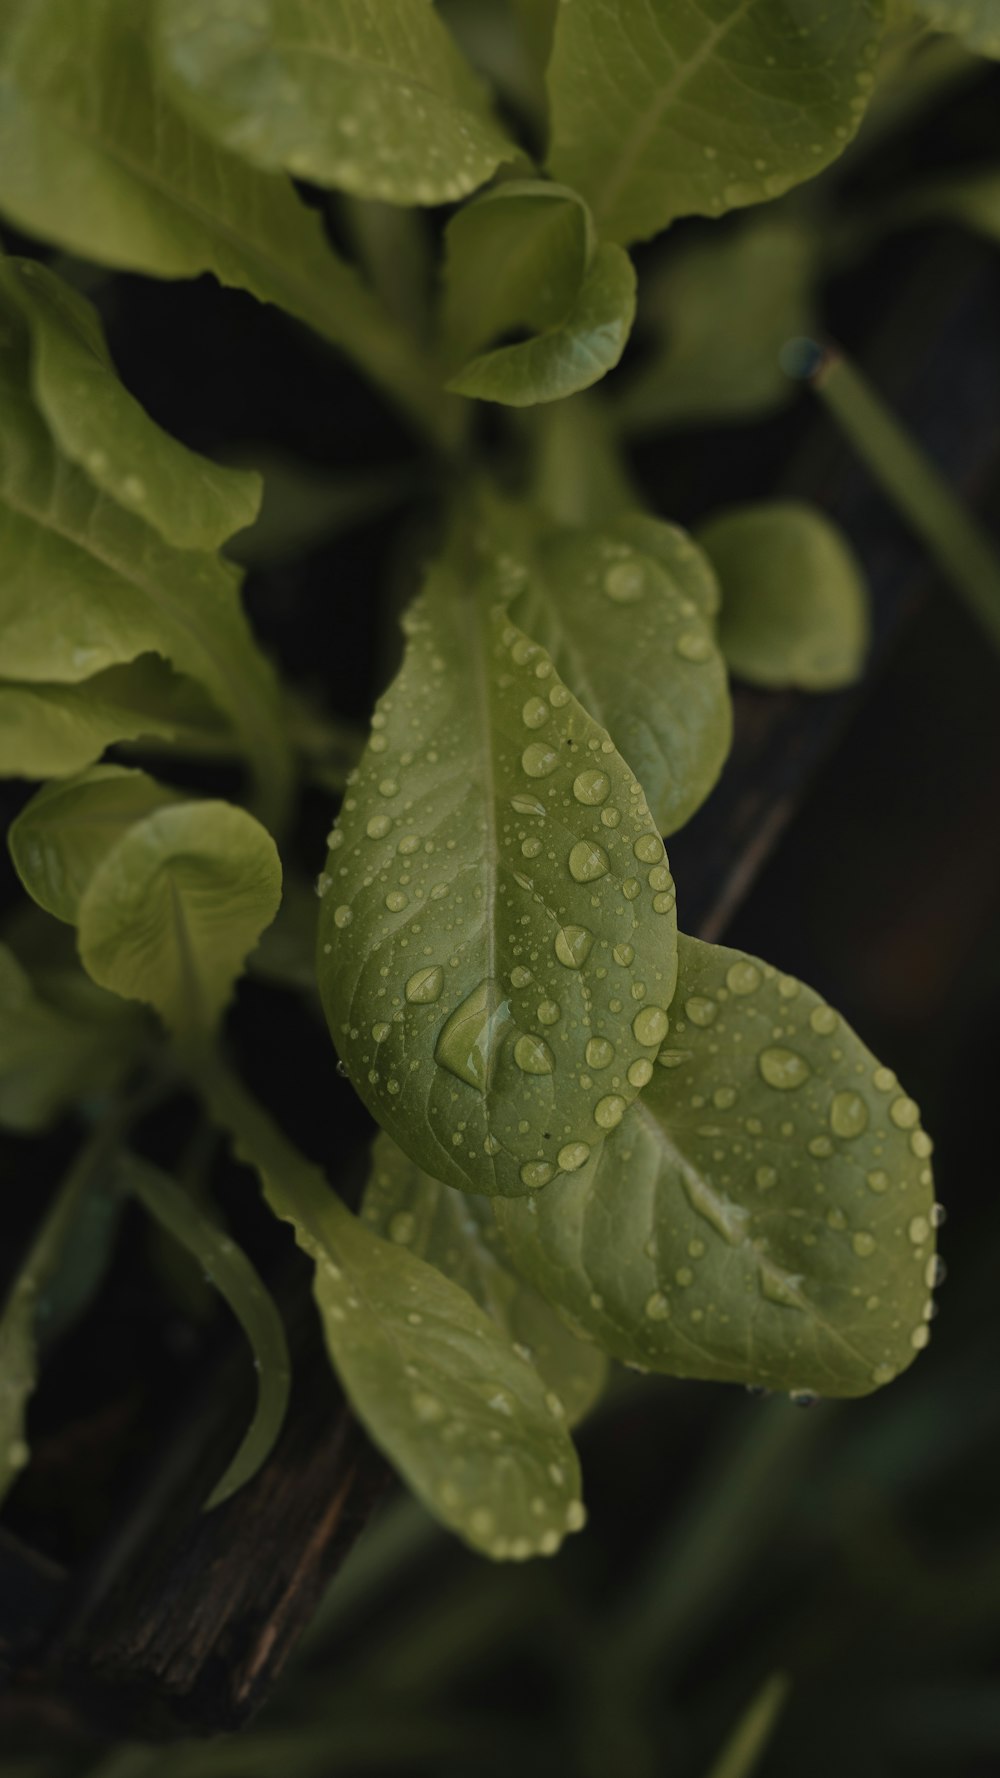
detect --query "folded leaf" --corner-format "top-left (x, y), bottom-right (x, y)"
top-left (154, 0), bottom-right (515, 207)
top-left (546, 0), bottom-right (886, 243)
top-left (9, 766), bottom-right (184, 925)
top-left (0, 0), bottom-right (444, 436)
top-left (318, 556), bottom-right (678, 1197)
top-left (363, 1131), bottom-right (607, 1426)
top-left (442, 181), bottom-right (592, 367)
top-left (511, 514), bottom-right (731, 835)
top-left (0, 257), bottom-right (260, 551)
top-left (122, 1153), bottom-right (291, 1508)
top-left (613, 219), bottom-right (817, 434)
top-left (77, 801), bottom-right (282, 1035)
top-left (0, 943), bottom-right (140, 1132)
top-left (497, 934), bottom-right (939, 1398)
top-left (0, 276), bottom-right (289, 814)
top-left (0, 666), bottom-right (223, 781)
top-left (699, 500), bottom-right (870, 690)
top-left (202, 1068), bottom-right (586, 1558)
top-left (911, 0), bottom-right (1000, 55)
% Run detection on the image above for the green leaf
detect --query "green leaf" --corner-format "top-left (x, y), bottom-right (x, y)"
top-left (698, 500), bottom-right (870, 690)
top-left (528, 394), bottom-right (640, 529)
top-left (613, 219), bottom-right (817, 434)
top-left (447, 238), bottom-right (636, 407)
top-left (0, 660), bottom-right (228, 781)
top-left (77, 801), bottom-right (282, 1036)
top-left (0, 0), bottom-right (448, 440)
top-left (0, 279), bottom-right (290, 815)
top-left (703, 1674), bottom-right (791, 1778)
top-left (545, 0), bottom-right (886, 244)
top-left (442, 181), bottom-right (592, 366)
top-left (154, 0), bottom-right (516, 207)
top-left (362, 1131), bottom-right (608, 1427)
top-left (0, 942), bottom-right (140, 1133)
top-left (201, 1065), bottom-right (586, 1558)
top-left (497, 933), bottom-right (939, 1398)
top-left (911, 0), bottom-right (1000, 55)
top-left (510, 513), bottom-right (731, 835)
top-left (911, 166), bottom-right (1000, 240)
top-left (9, 766), bottom-right (184, 925)
top-left (0, 256), bottom-right (260, 552)
top-left (122, 1153), bottom-right (291, 1508)
top-left (317, 553), bottom-right (678, 1198)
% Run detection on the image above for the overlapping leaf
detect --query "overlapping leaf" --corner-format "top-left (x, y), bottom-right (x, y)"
top-left (202, 1071), bottom-right (586, 1558)
top-left (497, 934), bottom-right (939, 1398)
top-left (546, 0), bottom-right (887, 243)
top-left (442, 181), bottom-right (635, 406)
top-left (77, 802), bottom-right (282, 1036)
top-left (363, 1131), bottom-right (608, 1426)
top-left (0, 0), bottom-right (443, 434)
top-left (9, 766), bottom-right (184, 925)
top-left (0, 943), bottom-right (139, 1133)
top-left (613, 219), bottom-right (817, 434)
top-left (318, 553), bottom-right (679, 1198)
top-left (510, 514), bottom-right (731, 835)
top-left (699, 500), bottom-right (870, 690)
top-left (911, 0), bottom-right (1000, 55)
top-left (154, 0), bottom-right (515, 206)
top-left (0, 662), bottom-right (226, 781)
top-left (0, 264), bottom-right (289, 812)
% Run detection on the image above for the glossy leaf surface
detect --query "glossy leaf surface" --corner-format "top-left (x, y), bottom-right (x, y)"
top-left (77, 802), bottom-right (282, 1035)
top-left (546, 0), bottom-right (886, 243)
top-left (203, 1071), bottom-right (585, 1558)
top-left (498, 935), bottom-right (938, 1398)
top-left (318, 557), bottom-right (678, 1197)
top-left (362, 1131), bottom-right (608, 1426)
top-left (123, 1152), bottom-right (291, 1508)
top-left (155, 0), bottom-right (515, 206)
top-left (614, 219), bottom-right (817, 434)
top-left (511, 515), bottom-right (731, 835)
top-left (700, 500), bottom-right (870, 690)
top-left (9, 766), bottom-right (183, 925)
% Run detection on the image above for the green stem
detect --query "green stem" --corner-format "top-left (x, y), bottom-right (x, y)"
top-left (808, 345), bottom-right (1000, 660)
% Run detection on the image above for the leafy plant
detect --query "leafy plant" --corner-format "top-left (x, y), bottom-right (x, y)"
top-left (8, 0), bottom-right (995, 1567)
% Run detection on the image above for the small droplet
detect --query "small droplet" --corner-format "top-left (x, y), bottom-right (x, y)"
top-left (522, 695), bottom-right (550, 729)
top-left (555, 925), bottom-right (593, 968)
top-left (537, 999), bottom-right (561, 1025)
top-left (568, 840), bottom-right (609, 883)
top-left (573, 769), bottom-right (611, 805)
top-left (333, 904), bottom-right (353, 928)
top-left (558, 1141), bottom-right (590, 1172)
top-left (675, 631), bottom-right (712, 662)
top-left (871, 1363), bottom-right (895, 1386)
top-left (726, 960), bottom-right (761, 996)
top-left (755, 1165), bottom-right (777, 1190)
top-left (372, 1021), bottom-right (391, 1042)
top-left (389, 1212), bottom-right (416, 1244)
top-left (613, 942), bottom-right (634, 966)
top-left (604, 561), bottom-right (645, 602)
top-left (522, 742), bottom-right (559, 778)
top-left (809, 1005), bottom-right (838, 1036)
top-left (829, 1091), bottom-right (869, 1139)
top-left (632, 1006), bottom-right (668, 1047)
top-left (758, 1047), bottom-right (810, 1091)
top-left (585, 1037), bottom-right (614, 1069)
top-left (852, 1231), bottom-right (876, 1257)
top-left (521, 1160), bottom-right (554, 1188)
top-left (378, 778), bottom-right (399, 797)
top-left (633, 833), bottom-right (663, 864)
top-left (366, 814), bottom-right (392, 839)
top-left (685, 996), bottom-right (717, 1027)
top-left (889, 1095), bottom-right (920, 1129)
top-left (908, 1214), bottom-right (930, 1245)
top-left (385, 890), bottom-right (408, 912)
top-left (594, 1094), bottom-right (626, 1130)
top-left (513, 1033), bottom-right (555, 1075)
top-left (406, 965), bottom-right (444, 1004)
top-left (511, 793), bottom-right (546, 816)
top-left (645, 1291), bottom-right (670, 1321)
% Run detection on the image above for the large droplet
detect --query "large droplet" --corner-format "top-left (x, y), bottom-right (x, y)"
top-left (632, 1006), bottom-right (668, 1047)
top-left (513, 1033), bottom-right (555, 1075)
top-left (726, 960), bottom-right (761, 997)
top-left (366, 814), bottom-right (392, 839)
top-left (522, 696), bottom-right (549, 729)
top-left (568, 840), bottom-right (609, 883)
top-left (555, 925), bottom-right (593, 968)
top-left (758, 1047), bottom-right (811, 1090)
top-left (521, 742), bottom-right (559, 779)
top-left (684, 996), bottom-right (717, 1027)
top-left (537, 999), bottom-right (561, 1025)
top-left (520, 1160), bottom-right (554, 1188)
top-left (829, 1090), bottom-right (869, 1139)
top-left (633, 833), bottom-right (663, 864)
top-left (434, 980), bottom-right (513, 1092)
top-left (406, 965), bottom-right (444, 1004)
top-left (594, 1094), bottom-right (626, 1129)
top-left (557, 1141), bottom-right (591, 1172)
top-left (573, 769), bottom-right (611, 805)
top-left (585, 1037), bottom-right (615, 1069)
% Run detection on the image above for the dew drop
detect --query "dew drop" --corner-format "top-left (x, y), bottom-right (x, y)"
top-left (594, 1094), bottom-right (626, 1129)
top-left (372, 1022), bottom-right (391, 1042)
top-left (385, 890), bottom-right (408, 912)
top-left (511, 793), bottom-right (546, 816)
top-left (333, 904), bottom-right (353, 928)
top-left (604, 561), bottom-right (645, 602)
top-left (675, 631), bottom-right (713, 662)
top-left (434, 979), bottom-right (512, 1091)
top-left (513, 1033), bottom-right (555, 1075)
top-left (406, 965), bottom-right (444, 1004)
top-left (622, 877), bottom-right (641, 900)
top-left (537, 999), bottom-right (561, 1025)
top-left (867, 1168), bottom-right (889, 1194)
top-left (889, 1095), bottom-right (920, 1129)
top-left (632, 1006), bottom-right (668, 1047)
top-left (366, 814), bottom-right (392, 839)
top-left (852, 1231), bottom-right (876, 1257)
top-left (555, 925), bottom-right (593, 968)
top-left (829, 1090), bottom-right (869, 1139)
top-left (573, 769), bottom-right (611, 805)
top-left (633, 833), bottom-right (663, 864)
top-left (585, 1037), bottom-right (614, 1069)
top-left (809, 1005), bottom-right (838, 1036)
top-left (568, 840), bottom-right (609, 883)
top-left (871, 1362), bottom-right (895, 1386)
top-left (628, 1058), bottom-right (654, 1088)
top-left (645, 1291), bottom-right (670, 1321)
top-left (558, 1141), bottom-right (591, 1172)
top-left (521, 1160), bottom-right (554, 1188)
top-left (758, 1047), bottom-right (811, 1091)
top-left (613, 942), bottom-right (634, 966)
top-left (908, 1214), bottom-right (930, 1245)
top-left (726, 960), bottom-right (761, 996)
top-left (755, 1165), bottom-right (778, 1190)
top-left (522, 696), bottom-right (550, 729)
top-left (389, 1212), bottom-right (416, 1244)
top-left (685, 996), bottom-right (717, 1027)
top-left (522, 742), bottom-right (559, 778)
top-left (378, 778), bottom-right (399, 797)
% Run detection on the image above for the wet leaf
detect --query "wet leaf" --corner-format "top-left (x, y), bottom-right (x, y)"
top-left (154, 0), bottom-right (515, 206)
top-left (318, 552), bottom-right (678, 1198)
top-left (545, 0), bottom-right (886, 244)
top-left (613, 219), bottom-right (817, 434)
top-left (0, 661), bottom-right (226, 781)
top-left (497, 934), bottom-right (939, 1398)
top-left (699, 499), bottom-right (870, 690)
top-left (77, 801), bottom-right (282, 1036)
top-left (122, 1152), bottom-right (291, 1508)
top-left (9, 766), bottom-right (184, 925)
top-left (202, 1069), bottom-right (586, 1558)
top-left (511, 513), bottom-right (731, 835)
top-left (362, 1131), bottom-right (608, 1426)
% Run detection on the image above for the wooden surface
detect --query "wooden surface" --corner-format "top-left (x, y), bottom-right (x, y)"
top-left (1, 236), bottom-right (999, 1742)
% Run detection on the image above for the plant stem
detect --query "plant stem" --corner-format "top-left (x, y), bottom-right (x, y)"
top-left (806, 344), bottom-right (1000, 660)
